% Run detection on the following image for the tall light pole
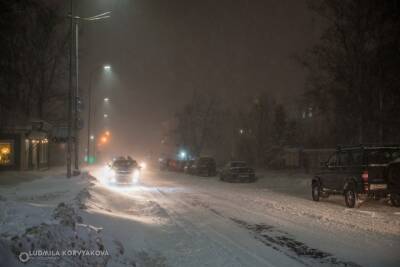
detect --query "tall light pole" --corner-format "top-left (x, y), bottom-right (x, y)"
top-left (67, 0), bottom-right (74, 178)
top-left (70, 11), bottom-right (111, 172)
top-left (86, 65), bottom-right (111, 164)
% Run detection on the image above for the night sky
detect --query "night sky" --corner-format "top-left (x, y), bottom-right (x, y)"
top-left (78, 0), bottom-right (317, 157)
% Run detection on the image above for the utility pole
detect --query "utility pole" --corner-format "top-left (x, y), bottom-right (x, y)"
top-left (86, 74), bottom-right (92, 164)
top-left (74, 20), bottom-right (80, 175)
top-left (68, 11), bottom-right (111, 172)
top-left (67, 0), bottom-right (73, 178)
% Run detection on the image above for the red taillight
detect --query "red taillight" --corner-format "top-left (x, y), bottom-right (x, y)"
top-left (362, 170), bottom-right (369, 183)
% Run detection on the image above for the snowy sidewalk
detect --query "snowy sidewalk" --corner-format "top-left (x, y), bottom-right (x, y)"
top-left (0, 166), bottom-right (67, 187)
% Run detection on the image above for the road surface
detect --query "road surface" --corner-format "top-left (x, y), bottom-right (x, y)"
top-left (83, 166), bottom-right (400, 267)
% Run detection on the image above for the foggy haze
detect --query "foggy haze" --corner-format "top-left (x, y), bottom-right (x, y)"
top-left (78, 0), bottom-right (315, 157)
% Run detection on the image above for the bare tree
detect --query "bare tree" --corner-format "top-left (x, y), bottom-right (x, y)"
top-left (302, 0), bottom-right (400, 144)
top-left (0, 0), bottom-right (69, 126)
top-left (174, 90), bottom-right (221, 157)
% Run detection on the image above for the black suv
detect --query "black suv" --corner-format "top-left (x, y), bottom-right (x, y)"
top-left (188, 157), bottom-right (217, 177)
top-left (312, 145), bottom-right (400, 208)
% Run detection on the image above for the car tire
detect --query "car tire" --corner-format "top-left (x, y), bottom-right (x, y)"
top-left (312, 182), bottom-right (321, 201)
top-left (390, 194), bottom-right (400, 207)
top-left (344, 188), bottom-right (358, 208)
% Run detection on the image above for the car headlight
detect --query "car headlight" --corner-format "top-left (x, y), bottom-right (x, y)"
top-left (139, 161), bottom-right (147, 170)
top-left (133, 169), bottom-right (140, 178)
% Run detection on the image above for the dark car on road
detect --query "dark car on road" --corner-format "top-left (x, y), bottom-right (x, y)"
top-left (219, 161), bottom-right (256, 182)
top-left (387, 159), bottom-right (400, 207)
top-left (108, 156), bottom-right (141, 184)
top-left (188, 157), bottom-right (217, 176)
top-left (312, 145), bottom-right (400, 208)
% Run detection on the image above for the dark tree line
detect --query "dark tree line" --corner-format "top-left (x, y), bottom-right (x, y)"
top-left (172, 0), bottom-right (400, 165)
top-left (172, 90), bottom-right (299, 166)
top-left (302, 0), bottom-right (400, 144)
top-left (0, 0), bottom-right (69, 127)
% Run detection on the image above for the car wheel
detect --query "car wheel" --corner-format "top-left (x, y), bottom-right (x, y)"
top-left (344, 188), bottom-right (358, 208)
top-left (390, 194), bottom-right (400, 207)
top-left (312, 182), bottom-right (321, 201)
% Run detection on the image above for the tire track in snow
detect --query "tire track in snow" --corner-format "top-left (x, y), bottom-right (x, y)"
top-left (180, 194), bottom-right (363, 267)
top-left (151, 188), bottom-right (299, 267)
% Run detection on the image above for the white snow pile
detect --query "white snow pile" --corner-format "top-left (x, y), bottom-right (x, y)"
top-left (0, 198), bottom-right (110, 267)
top-left (0, 173), bottom-right (169, 267)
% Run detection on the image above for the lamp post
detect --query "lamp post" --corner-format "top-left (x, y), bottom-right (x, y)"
top-left (69, 11), bottom-right (111, 171)
top-left (86, 65), bottom-right (111, 164)
top-left (67, 0), bottom-right (73, 177)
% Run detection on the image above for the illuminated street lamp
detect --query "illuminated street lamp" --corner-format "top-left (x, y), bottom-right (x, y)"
top-left (104, 114), bottom-right (109, 118)
top-left (69, 8), bottom-right (111, 174)
top-left (105, 131), bottom-right (110, 136)
top-left (86, 63), bottom-right (112, 164)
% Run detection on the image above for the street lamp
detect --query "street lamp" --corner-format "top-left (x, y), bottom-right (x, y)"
top-left (86, 64), bottom-right (112, 165)
top-left (69, 8), bottom-right (111, 172)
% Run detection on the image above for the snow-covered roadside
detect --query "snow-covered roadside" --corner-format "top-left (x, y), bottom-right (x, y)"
top-left (0, 173), bottom-right (111, 266)
top-left (0, 174), bottom-right (170, 267)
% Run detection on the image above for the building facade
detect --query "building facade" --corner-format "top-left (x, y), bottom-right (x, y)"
top-left (0, 121), bottom-right (51, 171)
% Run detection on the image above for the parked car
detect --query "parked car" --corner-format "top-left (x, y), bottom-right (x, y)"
top-left (219, 161), bottom-right (255, 182)
top-left (159, 158), bottom-right (168, 171)
top-left (312, 145), bottom-right (400, 208)
top-left (387, 159), bottom-right (400, 207)
top-left (183, 160), bottom-right (195, 173)
top-left (188, 157), bottom-right (217, 176)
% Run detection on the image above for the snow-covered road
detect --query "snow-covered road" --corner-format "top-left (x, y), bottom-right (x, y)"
top-left (85, 167), bottom-right (400, 267)
top-left (1, 167), bottom-right (399, 267)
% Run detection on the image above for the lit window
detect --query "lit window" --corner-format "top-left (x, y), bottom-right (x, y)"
top-left (0, 142), bottom-right (13, 166)
top-left (40, 141), bottom-right (48, 164)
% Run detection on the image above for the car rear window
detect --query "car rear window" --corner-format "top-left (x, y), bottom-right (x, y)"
top-left (114, 160), bottom-right (135, 168)
top-left (365, 149), bottom-right (400, 164)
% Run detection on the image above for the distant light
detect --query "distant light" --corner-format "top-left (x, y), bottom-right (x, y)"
top-left (239, 129), bottom-right (244, 135)
top-left (105, 131), bottom-right (110, 136)
top-left (101, 136), bottom-right (108, 143)
top-left (104, 97), bottom-right (109, 102)
top-left (90, 135), bottom-right (95, 140)
top-left (104, 65), bottom-right (111, 71)
top-left (104, 114), bottom-right (108, 118)
top-left (179, 150), bottom-right (186, 160)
